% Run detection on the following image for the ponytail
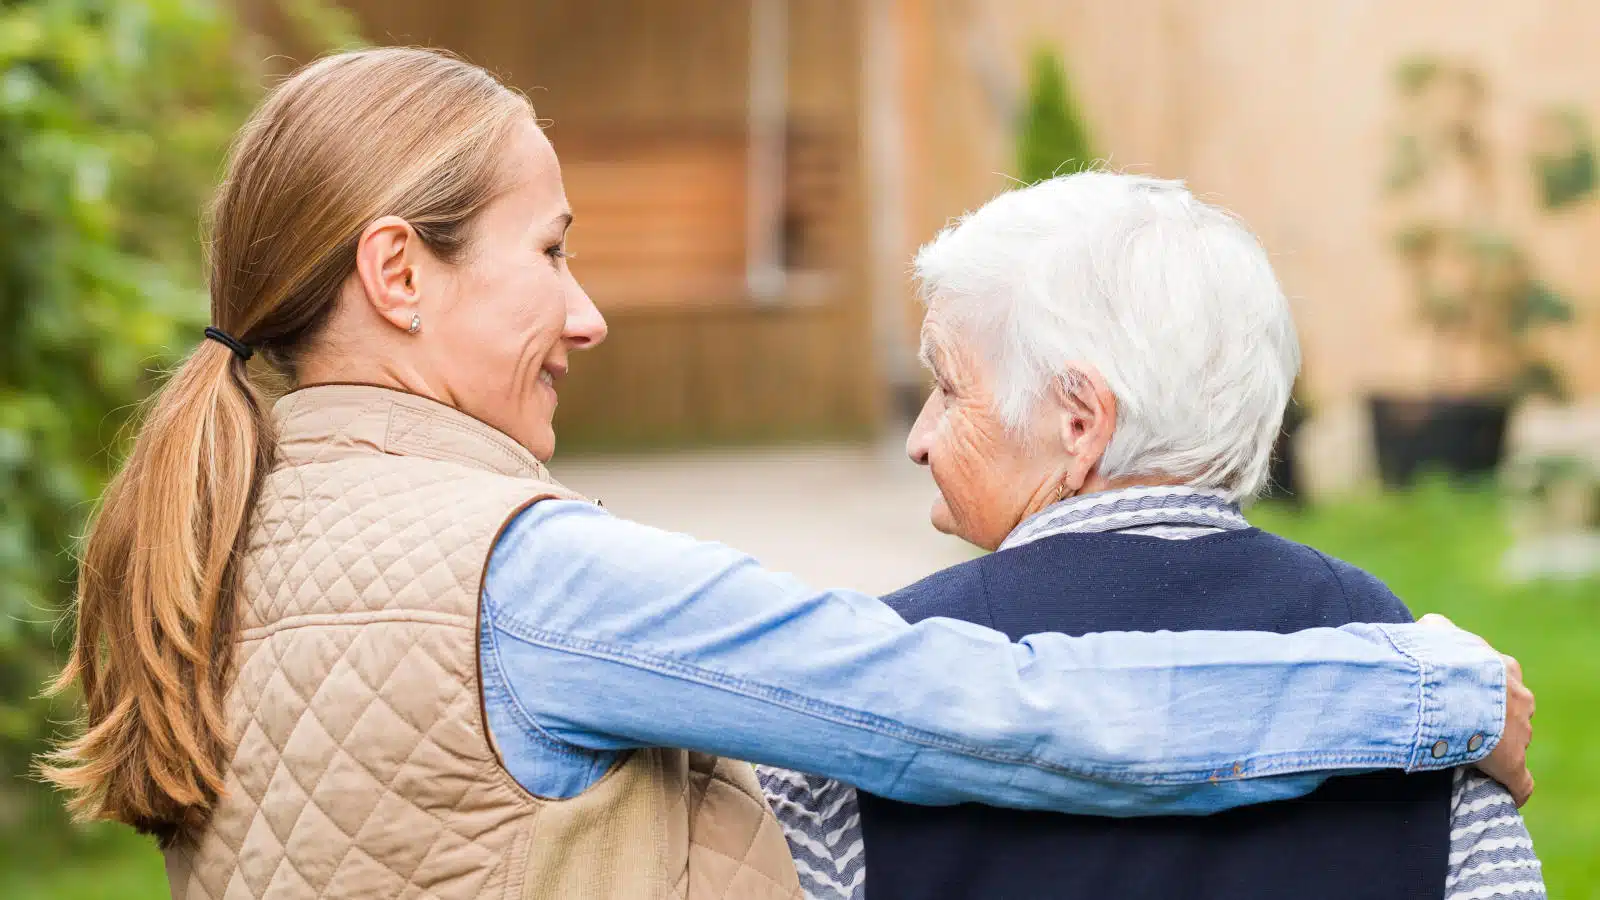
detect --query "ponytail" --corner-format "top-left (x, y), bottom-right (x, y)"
top-left (40, 340), bottom-right (272, 846)
top-left (38, 46), bottom-right (532, 846)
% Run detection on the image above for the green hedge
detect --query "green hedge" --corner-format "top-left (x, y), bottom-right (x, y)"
top-left (0, 0), bottom-right (352, 839)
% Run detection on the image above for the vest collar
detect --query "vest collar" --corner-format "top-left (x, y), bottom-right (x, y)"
top-left (271, 383), bottom-right (555, 482)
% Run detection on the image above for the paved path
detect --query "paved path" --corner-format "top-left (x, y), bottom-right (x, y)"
top-left (553, 441), bottom-right (976, 595)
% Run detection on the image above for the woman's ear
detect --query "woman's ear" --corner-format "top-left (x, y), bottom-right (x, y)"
top-left (353, 215), bottom-right (423, 332)
top-left (1051, 364), bottom-right (1118, 491)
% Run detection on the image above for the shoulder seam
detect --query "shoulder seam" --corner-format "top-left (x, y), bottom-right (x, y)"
top-left (975, 554), bottom-right (1001, 631)
top-left (1309, 548), bottom-right (1358, 623)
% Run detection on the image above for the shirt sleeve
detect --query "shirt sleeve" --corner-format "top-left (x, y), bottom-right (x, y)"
top-left (1444, 769), bottom-right (1546, 899)
top-left (480, 499), bottom-right (1508, 816)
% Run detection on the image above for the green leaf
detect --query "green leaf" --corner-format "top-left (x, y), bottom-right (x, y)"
top-left (1513, 280), bottom-right (1576, 332)
top-left (1385, 134), bottom-right (1426, 193)
top-left (1015, 47), bottom-right (1096, 184)
top-left (1394, 56), bottom-right (1442, 96)
top-left (1392, 222), bottom-right (1442, 259)
top-left (1533, 108), bottom-right (1597, 210)
top-left (1461, 226), bottom-right (1521, 264)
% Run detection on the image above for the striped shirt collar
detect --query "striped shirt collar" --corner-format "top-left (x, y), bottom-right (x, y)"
top-left (998, 485), bottom-right (1250, 552)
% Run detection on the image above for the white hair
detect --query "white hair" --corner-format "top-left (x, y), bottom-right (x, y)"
top-left (915, 172), bottom-right (1301, 500)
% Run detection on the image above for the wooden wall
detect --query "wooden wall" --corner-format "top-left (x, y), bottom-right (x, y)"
top-left (251, 0), bottom-right (879, 448)
top-left (891, 0), bottom-right (1600, 491)
top-left (901, 0), bottom-right (1600, 409)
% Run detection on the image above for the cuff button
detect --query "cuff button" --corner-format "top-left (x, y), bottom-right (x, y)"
top-left (1431, 739), bottom-right (1449, 759)
top-left (1467, 733), bottom-right (1484, 753)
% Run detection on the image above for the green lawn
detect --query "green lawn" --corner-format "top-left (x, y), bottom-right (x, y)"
top-left (0, 823), bottom-right (167, 900)
top-left (6, 485), bottom-right (1596, 898)
top-left (1254, 485), bottom-right (1600, 899)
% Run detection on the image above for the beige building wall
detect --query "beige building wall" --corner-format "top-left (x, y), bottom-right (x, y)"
top-left (899, 0), bottom-right (1600, 435)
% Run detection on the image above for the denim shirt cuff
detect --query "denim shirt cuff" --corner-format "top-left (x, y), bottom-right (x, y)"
top-left (1377, 623), bottom-right (1507, 770)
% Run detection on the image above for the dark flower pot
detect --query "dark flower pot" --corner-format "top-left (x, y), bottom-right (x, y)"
top-left (1367, 395), bottom-right (1511, 488)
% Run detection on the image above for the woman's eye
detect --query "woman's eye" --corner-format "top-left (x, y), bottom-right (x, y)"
top-left (545, 245), bottom-right (568, 260)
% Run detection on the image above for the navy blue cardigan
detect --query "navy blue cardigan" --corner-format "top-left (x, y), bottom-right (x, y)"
top-left (857, 528), bottom-right (1452, 900)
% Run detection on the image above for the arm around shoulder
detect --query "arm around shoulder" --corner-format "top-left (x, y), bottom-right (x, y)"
top-left (479, 500), bottom-right (1511, 816)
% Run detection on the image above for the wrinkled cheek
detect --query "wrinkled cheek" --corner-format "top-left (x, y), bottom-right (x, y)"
top-left (931, 420), bottom-right (995, 545)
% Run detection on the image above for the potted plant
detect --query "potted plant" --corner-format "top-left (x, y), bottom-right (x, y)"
top-left (1372, 58), bottom-right (1586, 487)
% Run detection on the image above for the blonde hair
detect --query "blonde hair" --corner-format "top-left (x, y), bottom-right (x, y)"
top-left (39, 47), bottom-right (532, 846)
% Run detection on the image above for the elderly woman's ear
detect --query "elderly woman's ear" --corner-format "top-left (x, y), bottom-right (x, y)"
top-left (1048, 365), bottom-right (1117, 498)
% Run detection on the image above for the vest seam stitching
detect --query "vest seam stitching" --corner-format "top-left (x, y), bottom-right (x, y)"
top-left (273, 386), bottom-right (547, 481)
top-left (388, 403), bottom-right (540, 478)
top-left (473, 495), bottom-right (568, 815)
top-left (239, 609), bottom-right (473, 641)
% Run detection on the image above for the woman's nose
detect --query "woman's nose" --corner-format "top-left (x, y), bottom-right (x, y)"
top-left (565, 283), bottom-right (607, 349)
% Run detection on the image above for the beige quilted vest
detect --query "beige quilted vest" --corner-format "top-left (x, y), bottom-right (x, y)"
top-left (166, 385), bottom-right (802, 900)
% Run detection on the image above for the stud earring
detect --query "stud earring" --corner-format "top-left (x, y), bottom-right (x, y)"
top-left (407, 313), bottom-right (421, 335)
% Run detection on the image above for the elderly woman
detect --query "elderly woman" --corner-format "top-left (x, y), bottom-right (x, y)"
top-left (42, 50), bottom-right (1531, 900)
top-left (759, 173), bottom-right (1545, 900)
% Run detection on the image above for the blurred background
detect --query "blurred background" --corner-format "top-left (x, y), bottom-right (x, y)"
top-left (2, 0), bottom-right (1597, 896)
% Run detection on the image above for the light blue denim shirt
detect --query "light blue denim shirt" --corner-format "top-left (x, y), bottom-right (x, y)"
top-left (479, 499), bottom-right (1505, 815)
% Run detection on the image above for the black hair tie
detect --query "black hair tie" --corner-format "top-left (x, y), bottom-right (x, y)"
top-left (203, 326), bottom-right (254, 361)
